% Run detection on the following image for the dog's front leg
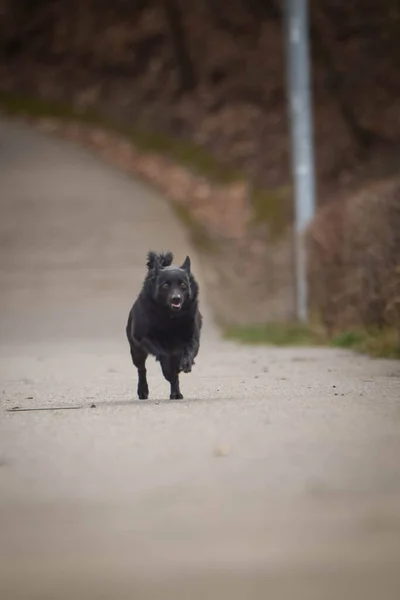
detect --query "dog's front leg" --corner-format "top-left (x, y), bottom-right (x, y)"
top-left (179, 352), bottom-right (194, 373)
top-left (179, 337), bottom-right (200, 373)
top-left (160, 356), bottom-right (183, 400)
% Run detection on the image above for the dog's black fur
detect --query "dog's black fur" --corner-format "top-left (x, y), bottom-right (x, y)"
top-left (126, 251), bottom-right (202, 400)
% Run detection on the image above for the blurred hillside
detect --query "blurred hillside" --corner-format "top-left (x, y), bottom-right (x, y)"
top-left (1, 0), bottom-right (400, 327)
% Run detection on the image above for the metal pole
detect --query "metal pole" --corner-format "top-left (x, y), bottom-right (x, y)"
top-left (284, 0), bottom-right (316, 322)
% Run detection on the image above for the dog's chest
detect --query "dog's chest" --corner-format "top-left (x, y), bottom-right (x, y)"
top-left (149, 320), bottom-right (192, 350)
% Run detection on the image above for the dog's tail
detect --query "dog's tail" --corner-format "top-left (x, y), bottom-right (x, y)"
top-left (146, 251), bottom-right (173, 270)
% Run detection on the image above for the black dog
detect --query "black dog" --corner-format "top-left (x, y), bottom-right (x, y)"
top-left (126, 251), bottom-right (202, 400)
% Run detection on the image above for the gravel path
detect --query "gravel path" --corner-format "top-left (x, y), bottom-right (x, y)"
top-left (1, 117), bottom-right (399, 600)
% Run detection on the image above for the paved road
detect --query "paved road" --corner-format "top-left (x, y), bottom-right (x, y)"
top-left (0, 117), bottom-right (400, 600)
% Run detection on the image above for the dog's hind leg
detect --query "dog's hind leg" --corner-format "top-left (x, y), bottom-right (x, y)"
top-left (159, 356), bottom-right (183, 400)
top-left (130, 344), bottom-right (149, 400)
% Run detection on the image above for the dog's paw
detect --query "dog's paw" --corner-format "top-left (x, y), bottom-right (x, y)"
top-left (170, 392), bottom-right (184, 400)
top-left (180, 356), bottom-right (194, 373)
top-left (137, 383), bottom-right (149, 400)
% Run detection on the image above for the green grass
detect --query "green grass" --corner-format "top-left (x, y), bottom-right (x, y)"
top-left (224, 321), bottom-right (400, 359)
top-left (131, 129), bottom-right (242, 184)
top-left (0, 90), bottom-right (103, 123)
top-left (223, 322), bottom-right (326, 347)
top-left (331, 328), bottom-right (400, 359)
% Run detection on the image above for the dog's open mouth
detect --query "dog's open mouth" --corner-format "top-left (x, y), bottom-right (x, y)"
top-left (170, 299), bottom-right (183, 311)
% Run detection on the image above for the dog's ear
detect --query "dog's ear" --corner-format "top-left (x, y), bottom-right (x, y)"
top-left (146, 251), bottom-right (157, 270)
top-left (181, 255), bottom-right (191, 274)
top-left (159, 251), bottom-right (173, 268)
top-left (146, 251), bottom-right (173, 270)
top-left (153, 255), bottom-right (160, 274)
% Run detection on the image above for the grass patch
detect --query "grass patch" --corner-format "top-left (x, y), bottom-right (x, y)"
top-left (0, 90), bottom-right (103, 123)
top-left (0, 90), bottom-right (241, 184)
top-left (224, 321), bottom-right (400, 359)
top-left (132, 129), bottom-right (242, 184)
top-left (250, 185), bottom-right (292, 238)
top-left (223, 322), bottom-right (326, 346)
top-left (331, 328), bottom-right (400, 359)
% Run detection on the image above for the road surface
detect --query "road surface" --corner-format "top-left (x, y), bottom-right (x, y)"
top-left (0, 117), bottom-right (400, 600)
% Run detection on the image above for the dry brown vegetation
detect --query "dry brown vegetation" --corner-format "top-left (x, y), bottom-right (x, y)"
top-left (307, 179), bottom-right (400, 347)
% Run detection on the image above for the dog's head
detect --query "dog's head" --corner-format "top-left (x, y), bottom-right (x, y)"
top-left (147, 253), bottom-right (194, 313)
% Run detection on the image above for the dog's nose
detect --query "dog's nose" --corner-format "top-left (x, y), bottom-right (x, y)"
top-left (171, 293), bottom-right (182, 302)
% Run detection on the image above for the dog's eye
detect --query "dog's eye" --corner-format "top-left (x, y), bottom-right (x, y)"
top-left (162, 282), bottom-right (169, 289)
top-left (180, 282), bottom-right (187, 289)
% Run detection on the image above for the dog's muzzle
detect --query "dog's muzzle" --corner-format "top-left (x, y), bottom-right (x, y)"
top-left (170, 292), bottom-right (183, 311)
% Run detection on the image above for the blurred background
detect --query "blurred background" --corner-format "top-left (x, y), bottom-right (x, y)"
top-left (1, 0), bottom-right (399, 352)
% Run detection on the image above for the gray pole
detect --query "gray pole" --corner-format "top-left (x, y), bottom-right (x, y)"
top-left (284, 0), bottom-right (316, 322)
